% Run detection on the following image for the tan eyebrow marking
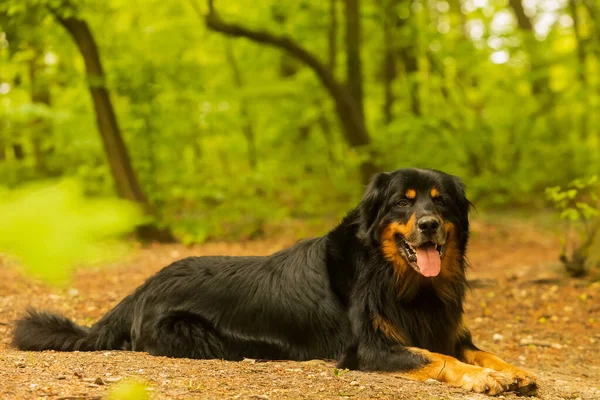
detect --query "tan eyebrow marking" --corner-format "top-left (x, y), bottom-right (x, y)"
top-left (405, 189), bottom-right (416, 199)
top-left (430, 187), bottom-right (440, 198)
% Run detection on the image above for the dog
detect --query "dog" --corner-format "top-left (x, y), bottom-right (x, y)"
top-left (12, 168), bottom-right (537, 395)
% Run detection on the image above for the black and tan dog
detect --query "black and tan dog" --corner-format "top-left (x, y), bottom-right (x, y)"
top-left (12, 168), bottom-right (537, 395)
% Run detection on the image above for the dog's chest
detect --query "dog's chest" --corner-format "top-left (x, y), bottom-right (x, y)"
top-left (398, 298), bottom-right (462, 356)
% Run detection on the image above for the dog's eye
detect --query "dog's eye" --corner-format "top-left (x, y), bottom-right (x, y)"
top-left (397, 199), bottom-right (411, 207)
top-left (433, 197), bottom-right (446, 206)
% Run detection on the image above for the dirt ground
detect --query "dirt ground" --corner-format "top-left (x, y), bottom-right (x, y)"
top-left (0, 215), bottom-right (599, 400)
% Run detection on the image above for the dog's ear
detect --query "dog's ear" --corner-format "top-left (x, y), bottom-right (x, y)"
top-left (358, 172), bottom-right (391, 243)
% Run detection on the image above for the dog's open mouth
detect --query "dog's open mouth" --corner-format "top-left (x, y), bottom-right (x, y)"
top-left (396, 237), bottom-right (445, 277)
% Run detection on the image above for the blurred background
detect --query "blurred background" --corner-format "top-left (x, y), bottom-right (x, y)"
top-left (0, 0), bottom-right (598, 277)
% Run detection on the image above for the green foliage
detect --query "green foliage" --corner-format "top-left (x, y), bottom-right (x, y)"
top-left (106, 378), bottom-right (150, 400)
top-left (546, 176), bottom-right (599, 277)
top-left (1, 0), bottom-right (600, 242)
top-left (333, 367), bottom-right (349, 377)
top-left (546, 176), bottom-right (599, 222)
top-left (0, 180), bottom-right (142, 283)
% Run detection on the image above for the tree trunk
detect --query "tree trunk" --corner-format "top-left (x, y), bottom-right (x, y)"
top-left (29, 50), bottom-right (53, 175)
top-left (395, 2), bottom-right (420, 116)
top-left (583, 0), bottom-right (600, 45)
top-left (507, 0), bottom-right (548, 96)
top-left (224, 40), bottom-right (258, 169)
top-left (321, 0), bottom-right (339, 163)
top-left (381, 0), bottom-right (396, 124)
top-left (448, 0), bottom-right (468, 38)
top-left (328, 0), bottom-right (338, 73)
top-left (51, 9), bottom-right (173, 242)
top-left (569, 0), bottom-right (587, 85)
top-left (568, 0), bottom-right (589, 139)
top-left (508, 0), bottom-right (533, 31)
top-left (273, 11), bottom-right (314, 148)
top-left (52, 13), bottom-right (148, 206)
top-left (13, 144), bottom-right (25, 160)
top-left (343, 0), bottom-right (364, 120)
top-left (399, 45), bottom-right (420, 114)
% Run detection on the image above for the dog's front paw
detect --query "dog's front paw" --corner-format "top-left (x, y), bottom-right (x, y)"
top-left (458, 368), bottom-right (510, 395)
top-left (501, 367), bottom-right (538, 396)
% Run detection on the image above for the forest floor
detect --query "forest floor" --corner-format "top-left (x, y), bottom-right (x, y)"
top-left (0, 214), bottom-right (599, 400)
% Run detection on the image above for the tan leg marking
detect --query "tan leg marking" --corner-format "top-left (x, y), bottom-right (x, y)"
top-left (462, 349), bottom-right (538, 395)
top-left (393, 348), bottom-right (509, 395)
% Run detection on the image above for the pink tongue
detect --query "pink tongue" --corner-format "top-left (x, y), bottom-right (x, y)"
top-left (416, 244), bottom-right (441, 277)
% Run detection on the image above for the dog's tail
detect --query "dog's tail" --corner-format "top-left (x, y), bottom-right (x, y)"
top-left (12, 296), bottom-right (134, 352)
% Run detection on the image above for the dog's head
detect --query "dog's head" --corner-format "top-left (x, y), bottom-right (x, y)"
top-left (358, 169), bottom-right (471, 278)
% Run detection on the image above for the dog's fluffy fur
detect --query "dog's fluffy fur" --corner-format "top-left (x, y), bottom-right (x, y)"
top-left (12, 168), bottom-right (537, 395)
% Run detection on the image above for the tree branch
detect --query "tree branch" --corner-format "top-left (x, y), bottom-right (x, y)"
top-left (203, 1), bottom-right (371, 150)
top-left (508, 0), bottom-right (533, 31)
top-left (204, 14), bottom-right (340, 108)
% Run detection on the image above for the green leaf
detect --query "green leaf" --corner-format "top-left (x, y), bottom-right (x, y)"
top-left (0, 180), bottom-right (142, 284)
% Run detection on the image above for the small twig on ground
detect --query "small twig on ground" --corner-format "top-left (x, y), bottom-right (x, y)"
top-left (519, 337), bottom-right (562, 349)
top-left (468, 278), bottom-right (498, 288)
top-left (521, 277), bottom-right (562, 285)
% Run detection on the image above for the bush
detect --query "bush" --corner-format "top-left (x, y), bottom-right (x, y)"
top-left (546, 176), bottom-right (600, 278)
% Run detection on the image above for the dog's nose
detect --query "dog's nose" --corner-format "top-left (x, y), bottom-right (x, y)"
top-left (417, 216), bottom-right (440, 235)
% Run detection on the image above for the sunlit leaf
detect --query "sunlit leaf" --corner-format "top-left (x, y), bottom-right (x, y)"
top-left (0, 180), bottom-right (142, 284)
